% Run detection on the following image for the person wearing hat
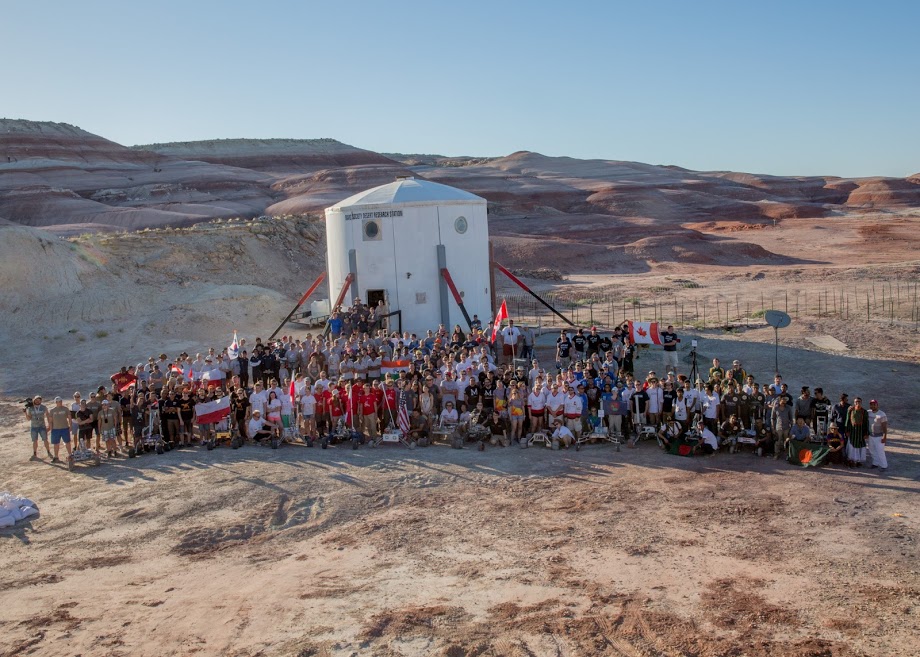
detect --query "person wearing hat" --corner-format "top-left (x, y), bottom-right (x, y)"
top-left (866, 399), bottom-right (888, 472)
top-left (551, 418), bottom-right (575, 449)
top-left (247, 409), bottom-right (273, 444)
top-left (825, 422), bottom-right (845, 465)
top-left (728, 360), bottom-right (746, 386)
top-left (48, 397), bottom-right (73, 462)
top-left (24, 395), bottom-right (52, 461)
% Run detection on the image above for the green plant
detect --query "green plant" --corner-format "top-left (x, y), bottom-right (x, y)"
top-left (750, 309), bottom-right (767, 319)
top-left (624, 297), bottom-right (641, 306)
top-left (94, 330), bottom-right (109, 339)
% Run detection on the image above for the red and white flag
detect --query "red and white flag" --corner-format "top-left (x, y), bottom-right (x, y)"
top-left (194, 396), bottom-right (231, 424)
top-left (381, 359), bottom-right (411, 377)
top-left (288, 379), bottom-right (296, 407)
top-left (169, 364), bottom-right (184, 377)
top-left (490, 299), bottom-right (508, 344)
top-left (628, 321), bottom-right (662, 345)
top-left (228, 331), bottom-right (240, 359)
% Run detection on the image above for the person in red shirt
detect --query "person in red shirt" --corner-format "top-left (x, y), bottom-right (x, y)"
top-left (360, 383), bottom-right (379, 439)
top-left (328, 389), bottom-right (346, 429)
top-left (110, 366), bottom-right (137, 393)
top-left (314, 383), bottom-right (329, 435)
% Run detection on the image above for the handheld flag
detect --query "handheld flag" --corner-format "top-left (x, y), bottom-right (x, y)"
top-left (194, 396), bottom-right (231, 424)
top-left (491, 299), bottom-right (508, 344)
top-left (289, 379), bottom-right (296, 407)
top-left (228, 331), bottom-right (240, 359)
top-left (397, 393), bottom-right (411, 436)
top-left (628, 321), bottom-right (662, 346)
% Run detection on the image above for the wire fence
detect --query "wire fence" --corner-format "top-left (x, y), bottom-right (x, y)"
top-left (501, 280), bottom-right (920, 330)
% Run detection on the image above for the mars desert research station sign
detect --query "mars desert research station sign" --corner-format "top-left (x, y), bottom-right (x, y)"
top-left (344, 210), bottom-right (404, 221)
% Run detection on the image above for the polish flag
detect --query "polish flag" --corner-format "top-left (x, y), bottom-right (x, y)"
top-left (491, 299), bottom-right (508, 344)
top-left (194, 396), bottom-right (231, 424)
top-left (169, 364), bottom-right (184, 377)
top-left (381, 359), bottom-right (411, 377)
top-left (289, 379), bottom-right (296, 406)
top-left (228, 331), bottom-right (240, 359)
top-left (628, 321), bottom-right (662, 345)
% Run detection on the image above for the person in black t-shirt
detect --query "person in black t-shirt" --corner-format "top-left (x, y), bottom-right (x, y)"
top-left (811, 387), bottom-right (832, 436)
top-left (571, 329), bottom-right (587, 361)
top-left (660, 325), bottom-right (679, 373)
top-left (556, 331), bottom-right (572, 369)
top-left (598, 334), bottom-right (613, 355)
top-left (586, 327), bottom-right (601, 357)
top-left (161, 392), bottom-right (180, 445)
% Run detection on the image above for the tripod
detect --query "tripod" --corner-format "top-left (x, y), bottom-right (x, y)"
top-left (688, 347), bottom-right (699, 384)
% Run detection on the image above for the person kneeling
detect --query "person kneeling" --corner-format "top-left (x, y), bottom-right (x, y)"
top-left (695, 421), bottom-right (719, 455)
top-left (247, 410), bottom-right (273, 444)
top-left (552, 420), bottom-right (575, 450)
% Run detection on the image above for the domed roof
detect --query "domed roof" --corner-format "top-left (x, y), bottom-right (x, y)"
top-left (330, 177), bottom-right (485, 209)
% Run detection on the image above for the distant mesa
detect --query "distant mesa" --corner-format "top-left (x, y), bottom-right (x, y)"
top-left (1, 119), bottom-right (918, 266)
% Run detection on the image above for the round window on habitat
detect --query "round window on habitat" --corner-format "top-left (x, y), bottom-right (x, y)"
top-left (363, 220), bottom-right (380, 240)
top-left (454, 216), bottom-right (468, 234)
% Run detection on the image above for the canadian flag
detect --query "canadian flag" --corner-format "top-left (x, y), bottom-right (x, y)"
top-left (491, 299), bottom-right (508, 343)
top-left (194, 396), bottom-right (231, 424)
top-left (628, 321), bottom-right (662, 345)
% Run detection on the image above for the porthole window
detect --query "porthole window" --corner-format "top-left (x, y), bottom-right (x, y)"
top-left (363, 219), bottom-right (381, 241)
top-left (454, 216), bottom-right (468, 234)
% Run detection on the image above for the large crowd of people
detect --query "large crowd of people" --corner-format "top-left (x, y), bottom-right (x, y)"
top-left (22, 299), bottom-right (890, 473)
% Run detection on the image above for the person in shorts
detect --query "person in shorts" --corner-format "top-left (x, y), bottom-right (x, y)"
top-left (75, 399), bottom-right (95, 450)
top-left (48, 397), bottom-right (73, 463)
top-left (97, 400), bottom-right (119, 457)
top-left (25, 395), bottom-right (51, 461)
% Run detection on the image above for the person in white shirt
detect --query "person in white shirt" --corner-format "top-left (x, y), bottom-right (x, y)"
top-left (702, 385), bottom-right (720, 432)
top-left (867, 399), bottom-right (888, 471)
top-left (299, 390), bottom-right (317, 439)
top-left (563, 389), bottom-right (583, 439)
top-left (551, 420), bottom-right (575, 449)
top-left (527, 385), bottom-right (546, 435)
top-left (247, 410), bottom-right (273, 443)
top-left (500, 320), bottom-right (522, 365)
top-left (439, 401), bottom-right (459, 427)
top-left (673, 388), bottom-right (690, 432)
top-left (545, 384), bottom-right (566, 428)
top-left (249, 382), bottom-right (268, 418)
top-left (696, 421), bottom-right (719, 454)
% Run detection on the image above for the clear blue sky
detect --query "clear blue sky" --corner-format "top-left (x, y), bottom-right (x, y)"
top-left (3, 1), bottom-right (918, 177)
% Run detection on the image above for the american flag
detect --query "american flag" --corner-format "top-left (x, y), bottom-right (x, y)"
top-left (397, 392), bottom-right (410, 436)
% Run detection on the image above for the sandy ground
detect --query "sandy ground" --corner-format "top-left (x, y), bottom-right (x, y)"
top-left (2, 338), bottom-right (918, 657)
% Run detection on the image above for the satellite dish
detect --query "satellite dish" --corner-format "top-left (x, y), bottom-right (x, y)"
top-left (764, 310), bottom-right (791, 329)
top-left (763, 310), bottom-right (791, 374)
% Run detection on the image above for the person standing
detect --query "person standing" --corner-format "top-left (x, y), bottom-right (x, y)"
top-left (844, 397), bottom-right (870, 467)
top-left (97, 400), bottom-right (119, 457)
top-left (500, 320), bottom-right (522, 366)
top-left (866, 399), bottom-right (888, 472)
top-left (25, 396), bottom-right (51, 461)
top-left (660, 325), bottom-right (679, 373)
top-left (48, 397), bottom-right (73, 463)
top-left (771, 396), bottom-right (794, 459)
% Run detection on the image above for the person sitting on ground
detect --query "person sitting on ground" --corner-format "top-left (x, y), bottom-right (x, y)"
top-left (790, 416), bottom-right (812, 443)
top-left (825, 423), bottom-right (845, 465)
top-left (407, 408), bottom-right (430, 443)
top-left (551, 419), bottom-right (575, 449)
top-left (656, 420), bottom-right (683, 451)
top-left (247, 410), bottom-right (273, 443)
top-left (720, 414), bottom-right (742, 440)
top-left (752, 418), bottom-right (773, 457)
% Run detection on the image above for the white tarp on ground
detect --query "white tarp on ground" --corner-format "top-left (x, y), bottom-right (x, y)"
top-left (0, 493), bottom-right (38, 528)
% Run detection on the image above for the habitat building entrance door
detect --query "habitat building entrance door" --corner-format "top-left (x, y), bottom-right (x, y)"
top-left (367, 289), bottom-right (387, 308)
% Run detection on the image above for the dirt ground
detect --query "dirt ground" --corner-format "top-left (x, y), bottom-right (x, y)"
top-left (1, 338), bottom-right (918, 657)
